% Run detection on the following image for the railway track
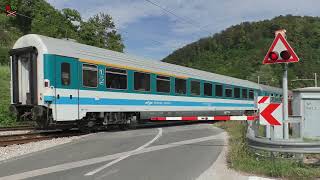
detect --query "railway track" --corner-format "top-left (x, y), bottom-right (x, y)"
top-left (0, 125), bottom-right (35, 131)
top-left (0, 121), bottom-right (204, 147)
top-left (0, 131), bottom-right (85, 147)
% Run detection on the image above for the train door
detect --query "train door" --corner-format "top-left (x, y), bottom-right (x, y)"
top-left (54, 56), bottom-right (79, 121)
top-left (10, 47), bottom-right (38, 105)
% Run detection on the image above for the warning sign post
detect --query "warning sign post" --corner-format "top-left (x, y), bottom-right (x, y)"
top-left (263, 29), bottom-right (300, 140)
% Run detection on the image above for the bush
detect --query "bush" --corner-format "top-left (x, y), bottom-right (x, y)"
top-left (0, 65), bottom-right (16, 126)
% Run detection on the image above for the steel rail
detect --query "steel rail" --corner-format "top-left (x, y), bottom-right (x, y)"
top-left (0, 125), bottom-right (35, 131)
top-left (0, 131), bottom-right (85, 147)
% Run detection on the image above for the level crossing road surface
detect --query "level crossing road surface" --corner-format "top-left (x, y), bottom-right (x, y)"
top-left (0, 124), bottom-right (226, 180)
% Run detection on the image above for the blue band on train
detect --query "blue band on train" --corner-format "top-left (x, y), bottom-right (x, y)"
top-left (44, 96), bottom-right (255, 107)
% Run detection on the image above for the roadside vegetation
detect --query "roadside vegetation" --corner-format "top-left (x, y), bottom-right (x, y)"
top-left (0, 65), bottom-right (16, 126)
top-left (215, 121), bottom-right (320, 179)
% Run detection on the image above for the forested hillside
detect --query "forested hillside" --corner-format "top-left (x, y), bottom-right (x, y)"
top-left (163, 15), bottom-right (320, 88)
top-left (0, 0), bottom-right (124, 65)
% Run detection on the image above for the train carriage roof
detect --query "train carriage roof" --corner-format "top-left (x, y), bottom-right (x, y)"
top-left (13, 34), bottom-right (262, 89)
top-left (259, 84), bottom-right (283, 94)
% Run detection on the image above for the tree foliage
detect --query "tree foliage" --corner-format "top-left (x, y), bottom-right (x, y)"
top-left (163, 15), bottom-right (320, 89)
top-left (0, 0), bottom-right (124, 64)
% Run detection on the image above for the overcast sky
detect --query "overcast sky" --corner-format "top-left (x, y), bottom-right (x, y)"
top-left (47, 0), bottom-right (320, 60)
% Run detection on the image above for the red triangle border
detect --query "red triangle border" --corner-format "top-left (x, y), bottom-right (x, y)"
top-left (263, 33), bottom-right (299, 64)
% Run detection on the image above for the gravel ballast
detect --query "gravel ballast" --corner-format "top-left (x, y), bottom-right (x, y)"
top-left (0, 135), bottom-right (87, 162)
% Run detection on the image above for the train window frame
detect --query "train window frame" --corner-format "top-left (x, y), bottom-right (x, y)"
top-left (225, 86), bottom-right (233, 98)
top-left (175, 78), bottom-right (187, 95)
top-left (242, 88), bottom-right (248, 99)
top-left (134, 71), bottom-right (151, 92)
top-left (82, 63), bottom-right (98, 88)
top-left (215, 84), bottom-right (223, 97)
top-left (203, 82), bottom-right (213, 97)
top-left (190, 80), bottom-right (201, 96)
top-left (156, 75), bottom-right (170, 93)
top-left (234, 87), bottom-right (240, 98)
top-left (61, 62), bottom-right (71, 86)
top-left (105, 67), bottom-right (128, 90)
top-left (249, 89), bottom-right (254, 99)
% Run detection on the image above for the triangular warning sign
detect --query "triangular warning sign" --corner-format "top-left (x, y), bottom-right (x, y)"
top-left (263, 33), bottom-right (299, 64)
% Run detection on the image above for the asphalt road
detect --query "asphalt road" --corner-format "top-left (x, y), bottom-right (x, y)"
top-left (0, 124), bottom-right (227, 180)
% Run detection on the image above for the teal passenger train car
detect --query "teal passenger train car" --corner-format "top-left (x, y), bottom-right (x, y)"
top-left (9, 34), bottom-right (283, 130)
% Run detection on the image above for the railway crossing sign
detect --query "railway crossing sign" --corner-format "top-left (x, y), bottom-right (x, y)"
top-left (259, 103), bottom-right (283, 126)
top-left (263, 33), bottom-right (299, 64)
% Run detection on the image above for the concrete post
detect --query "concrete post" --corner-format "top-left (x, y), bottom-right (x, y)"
top-left (315, 73), bottom-right (318, 87)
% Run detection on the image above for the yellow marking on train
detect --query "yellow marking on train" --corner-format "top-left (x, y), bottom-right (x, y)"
top-left (79, 59), bottom-right (188, 79)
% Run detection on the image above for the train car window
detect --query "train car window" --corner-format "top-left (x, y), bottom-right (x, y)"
top-left (61, 63), bottom-right (71, 86)
top-left (191, 80), bottom-right (200, 96)
top-left (225, 87), bottom-right (233, 97)
top-left (249, 89), bottom-right (254, 99)
top-left (234, 87), bottom-right (240, 98)
top-left (156, 75), bottom-right (170, 93)
top-left (106, 67), bottom-right (127, 90)
top-left (175, 78), bottom-right (186, 95)
top-left (134, 72), bottom-right (150, 91)
top-left (215, 84), bottom-right (223, 97)
top-left (242, 89), bottom-right (248, 99)
top-left (83, 64), bottom-right (98, 88)
top-left (204, 82), bottom-right (212, 96)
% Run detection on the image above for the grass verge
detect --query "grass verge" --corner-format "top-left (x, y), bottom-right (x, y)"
top-left (215, 121), bottom-right (320, 179)
top-left (0, 65), bottom-right (16, 126)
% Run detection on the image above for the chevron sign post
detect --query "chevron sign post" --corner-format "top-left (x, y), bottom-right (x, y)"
top-left (259, 103), bottom-right (283, 126)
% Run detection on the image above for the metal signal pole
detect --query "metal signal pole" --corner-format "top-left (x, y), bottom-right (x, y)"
top-left (276, 29), bottom-right (289, 140)
top-left (283, 63), bottom-right (289, 140)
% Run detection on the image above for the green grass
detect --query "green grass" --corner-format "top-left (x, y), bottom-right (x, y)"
top-left (0, 65), bottom-right (16, 126)
top-left (215, 121), bottom-right (320, 179)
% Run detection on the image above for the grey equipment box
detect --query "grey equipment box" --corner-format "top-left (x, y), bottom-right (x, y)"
top-left (292, 87), bottom-right (320, 139)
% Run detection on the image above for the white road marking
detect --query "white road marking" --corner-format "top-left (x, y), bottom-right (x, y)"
top-left (0, 132), bottom-right (225, 180)
top-left (96, 169), bottom-right (119, 180)
top-left (248, 176), bottom-right (275, 180)
top-left (84, 128), bottom-right (163, 176)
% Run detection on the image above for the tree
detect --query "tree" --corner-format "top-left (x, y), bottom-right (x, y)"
top-left (0, 0), bottom-right (125, 65)
top-left (78, 13), bottom-right (124, 52)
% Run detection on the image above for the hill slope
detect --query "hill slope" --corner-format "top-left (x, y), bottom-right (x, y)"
top-left (163, 15), bottom-right (320, 88)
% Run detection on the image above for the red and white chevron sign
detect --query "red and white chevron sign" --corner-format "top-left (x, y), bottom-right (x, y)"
top-left (259, 103), bottom-right (283, 125)
top-left (258, 96), bottom-right (270, 104)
